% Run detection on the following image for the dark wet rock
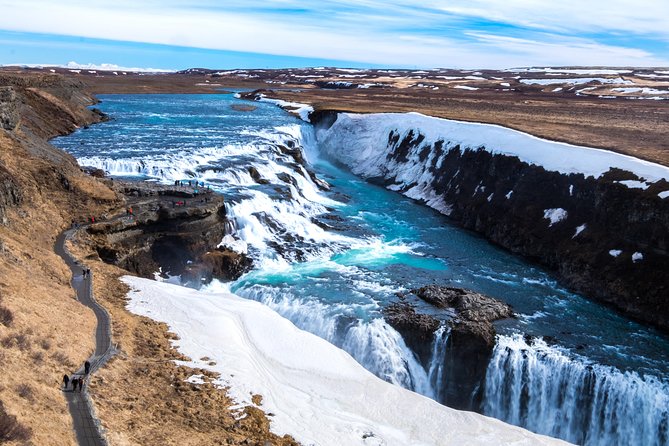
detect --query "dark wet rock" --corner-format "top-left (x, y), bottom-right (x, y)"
top-left (247, 166), bottom-right (269, 185)
top-left (413, 285), bottom-right (513, 323)
top-left (88, 182), bottom-right (240, 282)
top-left (383, 302), bottom-right (440, 365)
top-left (182, 248), bottom-right (253, 287)
top-left (81, 166), bottom-right (106, 178)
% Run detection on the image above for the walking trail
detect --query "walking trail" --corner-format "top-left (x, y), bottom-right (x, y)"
top-left (55, 229), bottom-right (115, 446)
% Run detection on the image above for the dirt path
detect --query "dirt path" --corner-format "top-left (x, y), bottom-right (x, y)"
top-left (55, 229), bottom-right (116, 446)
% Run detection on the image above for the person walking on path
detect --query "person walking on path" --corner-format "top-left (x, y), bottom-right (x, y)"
top-left (85, 361), bottom-right (91, 375)
top-left (63, 374), bottom-right (69, 390)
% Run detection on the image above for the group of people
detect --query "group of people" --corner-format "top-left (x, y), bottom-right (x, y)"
top-left (63, 375), bottom-right (85, 392)
top-left (62, 361), bottom-right (91, 392)
top-left (82, 268), bottom-right (91, 278)
top-left (174, 179), bottom-right (206, 188)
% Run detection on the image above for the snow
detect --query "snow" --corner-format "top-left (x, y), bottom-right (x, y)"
top-left (256, 96), bottom-right (314, 122)
top-left (510, 68), bottom-right (632, 75)
top-left (124, 276), bottom-right (567, 446)
top-left (573, 224), bottom-right (587, 238)
top-left (454, 85), bottom-right (479, 90)
top-left (612, 87), bottom-right (669, 95)
top-left (500, 82), bottom-right (510, 87)
top-left (659, 191), bottom-right (669, 199)
top-left (552, 87), bottom-right (563, 92)
top-left (315, 112), bottom-right (669, 189)
top-left (543, 208), bottom-right (568, 226)
top-left (217, 234), bottom-right (248, 254)
top-left (609, 250), bottom-right (623, 257)
top-left (632, 252), bottom-right (644, 262)
top-left (519, 77), bottom-right (632, 86)
top-left (505, 190), bottom-right (513, 199)
top-left (616, 180), bottom-right (649, 190)
top-left (569, 185), bottom-right (574, 196)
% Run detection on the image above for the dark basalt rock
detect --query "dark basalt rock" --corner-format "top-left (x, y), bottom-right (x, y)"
top-left (413, 285), bottom-right (513, 324)
top-left (182, 248), bottom-right (253, 287)
top-left (247, 166), bottom-right (270, 184)
top-left (383, 302), bottom-right (440, 365)
top-left (384, 285), bottom-right (514, 410)
top-left (88, 182), bottom-right (246, 284)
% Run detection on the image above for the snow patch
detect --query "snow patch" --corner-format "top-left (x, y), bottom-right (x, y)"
top-left (632, 252), bottom-right (644, 262)
top-left (454, 85), bottom-right (479, 90)
top-left (217, 234), bottom-right (248, 255)
top-left (573, 224), bottom-right (587, 238)
top-left (256, 96), bottom-right (314, 122)
top-left (543, 208), bottom-right (568, 226)
top-left (520, 77), bottom-right (632, 86)
top-left (659, 191), bottom-right (669, 199)
top-left (609, 250), bottom-right (622, 257)
top-left (123, 276), bottom-right (565, 446)
top-left (616, 180), bottom-right (649, 190)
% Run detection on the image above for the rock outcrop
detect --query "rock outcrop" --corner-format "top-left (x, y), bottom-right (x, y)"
top-left (384, 286), bottom-right (513, 410)
top-left (88, 181), bottom-right (250, 284)
top-left (0, 87), bottom-right (19, 131)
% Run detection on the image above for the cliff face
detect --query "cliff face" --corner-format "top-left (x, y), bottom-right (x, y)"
top-left (314, 111), bottom-right (669, 331)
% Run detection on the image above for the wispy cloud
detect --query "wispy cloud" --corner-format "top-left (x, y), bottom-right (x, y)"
top-left (0, 0), bottom-right (667, 68)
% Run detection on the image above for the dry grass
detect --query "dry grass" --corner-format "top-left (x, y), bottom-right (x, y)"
top-left (0, 113), bottom-right (119, 444)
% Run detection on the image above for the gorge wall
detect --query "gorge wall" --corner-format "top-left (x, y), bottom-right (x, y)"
top-left (313, 111), bottom-right (669, 331)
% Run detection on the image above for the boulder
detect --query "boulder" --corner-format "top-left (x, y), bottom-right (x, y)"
top-left (413, 285), bottom-right (513, 323)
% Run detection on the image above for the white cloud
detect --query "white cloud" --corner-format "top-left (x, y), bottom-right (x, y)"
top-left (0, 0), bottom-right (667, 68)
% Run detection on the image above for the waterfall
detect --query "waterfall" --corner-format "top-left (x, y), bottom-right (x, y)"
top-left (483, 335), bottom-right (669, 446)
top-left (427, 325), bottom-right (450, 402)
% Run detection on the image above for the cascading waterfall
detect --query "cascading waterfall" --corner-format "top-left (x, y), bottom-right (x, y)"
top-left (483, 335), bottom-right (669, 446)
top-left (427, 325), bottom-right (450, 402)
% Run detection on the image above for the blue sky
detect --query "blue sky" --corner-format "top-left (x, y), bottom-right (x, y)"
top-left (0, 0), bottom-right (667, 70)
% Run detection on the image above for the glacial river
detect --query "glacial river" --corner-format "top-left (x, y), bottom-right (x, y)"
top-left (53, 93), bottom-right (669, 446)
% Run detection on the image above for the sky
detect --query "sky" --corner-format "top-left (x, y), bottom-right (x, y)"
top-left (0, 0), bottom-right (667, 70)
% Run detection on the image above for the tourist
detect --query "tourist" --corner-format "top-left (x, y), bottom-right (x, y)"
top-left (84, 360), bottom-right (91, 375)
top-left (63, 374), bottom-right (69, 390)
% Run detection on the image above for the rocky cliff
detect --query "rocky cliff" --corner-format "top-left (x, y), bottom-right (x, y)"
top-left (314, 111), bottom-right (669, 331)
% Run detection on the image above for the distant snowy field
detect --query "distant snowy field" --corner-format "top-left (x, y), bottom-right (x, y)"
top-left (124, 276), bottom-right (568, 446)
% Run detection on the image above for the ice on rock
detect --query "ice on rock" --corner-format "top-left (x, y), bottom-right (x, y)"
top-left (543, 208), bottom-right (568, 227)
top-left (572, 224), bottom-right (587, 239)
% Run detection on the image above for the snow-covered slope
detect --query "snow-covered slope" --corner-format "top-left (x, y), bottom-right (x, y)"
top-left (315, 112), bottom-right (669, 192)
top-left (124, 276), bottom-right (569, 446)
